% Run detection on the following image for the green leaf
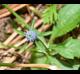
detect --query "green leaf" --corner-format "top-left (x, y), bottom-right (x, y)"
top-left (35, 41), bottom-right (46, 54)
top-left (19, 43), bottom-right (31, 53)
top-left (14, 29), bottom-right (25, 36)
top-left (42, 4), bottom-right (57, 24)
top-left (41, 31), bottom-right (52, 36)
top-left (30, 53), bottom-right (48, 70)
top-left (37, 36), bottom-right (49, 49)
top-left (51, 4), bottom-right (80, 40)
top-left (54, 38), bottom-right (80, 59)
top-left (46, 55), bottom-right (74, 70)
top-left (31, 58), bottom-right (48, 70)
top-left (31, 19), bottom-right (36, 29)
top-left (73, 65), bottom-right (80, 70)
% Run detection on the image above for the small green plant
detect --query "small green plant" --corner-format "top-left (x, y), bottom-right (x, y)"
top-left (1, 4), bottom-right (80, 70)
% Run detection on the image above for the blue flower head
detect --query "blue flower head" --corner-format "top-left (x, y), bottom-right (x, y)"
top-left (25, 30), bottom-right (37, 42)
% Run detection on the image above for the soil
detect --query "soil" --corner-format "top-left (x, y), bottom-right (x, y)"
top-left (0, 17), bottom-right (13, 42)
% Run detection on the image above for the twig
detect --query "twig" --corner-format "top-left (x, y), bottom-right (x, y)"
top-left (10, 35), bottom-right (22, 45)
top-left (3, 27), bottom-right (21, 45)
top-left (0, 4), bottom-right (27, 18)
top-left (0, 63), bottom-right (60, 70)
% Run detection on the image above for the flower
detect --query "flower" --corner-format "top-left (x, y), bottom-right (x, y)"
top-left (25, 30), bottom-right (37, 42)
